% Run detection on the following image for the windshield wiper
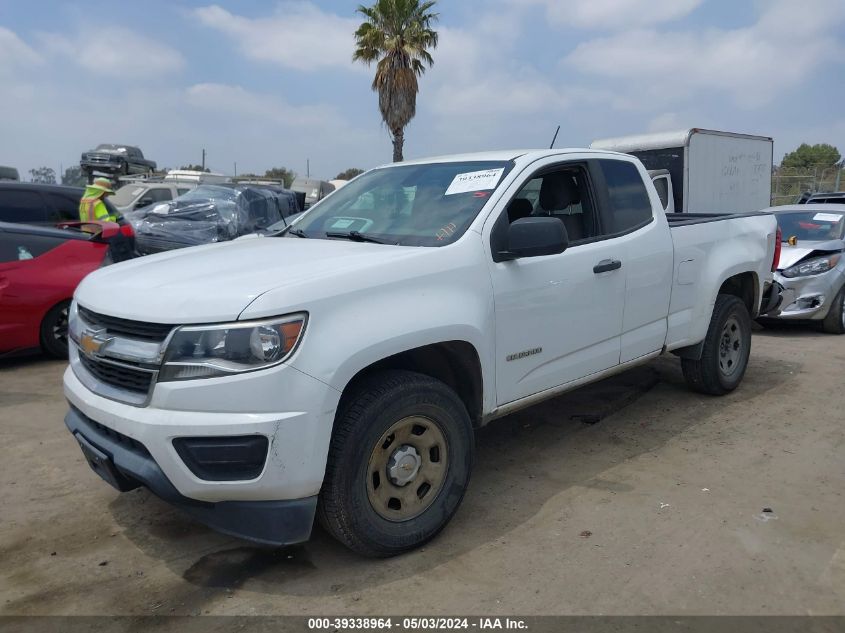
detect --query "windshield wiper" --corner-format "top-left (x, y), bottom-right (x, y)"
top-left (284, 228), bottom-right (308, 238)
top-left (325, 230), bottom-right (390, 244)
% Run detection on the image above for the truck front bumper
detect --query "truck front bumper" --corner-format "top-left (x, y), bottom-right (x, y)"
top-left (63, 360), bottom-right (341, 546)
top-left (66, 406), bottom-right (316, 546)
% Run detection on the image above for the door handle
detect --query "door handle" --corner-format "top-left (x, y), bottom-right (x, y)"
top-left (593, 259), bottom-right (622, 274)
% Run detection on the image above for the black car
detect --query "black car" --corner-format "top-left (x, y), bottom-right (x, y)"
top-left (0, 183), bottom-right (135, 259)
top-left (0, 183), bottom-right (112, 226)
top-left (80, 144), bottom-right (157, 177)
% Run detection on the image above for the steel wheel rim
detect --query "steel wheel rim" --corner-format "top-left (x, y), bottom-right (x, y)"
top-left (366, 415), bottom-right (449, 522)
top-left (718, 315), bottom-right (743, 377)
top-left (53, 305), bottom-right (69, 344)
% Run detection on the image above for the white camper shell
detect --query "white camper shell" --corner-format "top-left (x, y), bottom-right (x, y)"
top-left (591, 129), bottom-right (773, 214)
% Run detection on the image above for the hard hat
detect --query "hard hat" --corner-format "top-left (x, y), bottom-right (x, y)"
top-left (88, 177), bottom-right (115, 195)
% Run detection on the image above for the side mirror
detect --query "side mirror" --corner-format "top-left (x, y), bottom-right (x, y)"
top-left (137, 197), bottom-right (155, 209)
top-left (500, 216), bottom-right (569, 260)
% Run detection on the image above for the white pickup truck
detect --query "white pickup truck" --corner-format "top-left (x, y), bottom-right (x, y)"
top-left (63, 149), bottom-right (781, 557)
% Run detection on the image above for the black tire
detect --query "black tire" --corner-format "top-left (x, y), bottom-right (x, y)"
top-left (681, 294), bottom-right (752, 395)
top-left (40, 300), bottom-right (71, 358)
top-left (319, 370), bottom-right (474, 557)
top-left (821, 284), bottom-right (845, 334)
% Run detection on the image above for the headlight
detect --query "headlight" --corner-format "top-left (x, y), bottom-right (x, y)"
top-left (159, 313), bottom-right (307, 381)
top-left (68, 300), bottom-right (81, 343)
top-left (781, 254), bottom-right (841, 278)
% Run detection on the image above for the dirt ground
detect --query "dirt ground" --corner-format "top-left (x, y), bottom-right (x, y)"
top-left (1, 325), bottom-right (843, 617)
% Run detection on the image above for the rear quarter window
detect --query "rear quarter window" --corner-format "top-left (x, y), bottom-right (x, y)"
top-left (0, 231), bottom-right (69, 263)
top-left (598, 160), bottom-right (653, 234)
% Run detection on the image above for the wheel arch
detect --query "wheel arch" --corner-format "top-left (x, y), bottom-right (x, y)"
top-left (335, 340), bottom-right (485, 428)
top-left (717, 271), bottom-right (759, 317)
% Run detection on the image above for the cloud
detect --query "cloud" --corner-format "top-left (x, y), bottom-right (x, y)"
top-left (564, 0), bottom-right (845, 108)
top-left (39, 26), bottom-right (185, 77)
top-left (193, 3), bottom-right (360, 72)
top-left (508, 0), bottom-right (703, 30)
top-left (185, 82), bottom-right (343, 128)
top-left (647, 112), bottom-right (684, 133)
top-left (0, 26), bottom-right (42, 75)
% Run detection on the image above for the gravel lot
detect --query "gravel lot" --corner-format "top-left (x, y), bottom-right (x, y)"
top-left (1, 326), bottom-right (843, 616)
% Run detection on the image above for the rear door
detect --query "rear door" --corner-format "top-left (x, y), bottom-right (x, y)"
top-left (486, 156), bottom-right (627, 405)
top-left (592, 159), bottom-right (674, 363)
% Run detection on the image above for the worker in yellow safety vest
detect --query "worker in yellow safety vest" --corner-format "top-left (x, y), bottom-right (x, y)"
top-left (79, 177), bottom-right (118, 222)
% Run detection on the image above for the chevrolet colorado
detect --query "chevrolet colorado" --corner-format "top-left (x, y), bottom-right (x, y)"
top-left (63, 149), bottom-right (781, 556)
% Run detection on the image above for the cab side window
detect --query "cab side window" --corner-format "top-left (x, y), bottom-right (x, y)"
top-left (653, 176), bottom-right (669, 212)
top-left (495, 165), bottom-right (598, 253)
top-left (597, 160), bottom-right (653, 234)
top-left (147, 188), bottom-right (173, 203)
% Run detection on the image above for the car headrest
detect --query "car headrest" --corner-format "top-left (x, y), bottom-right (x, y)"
top-left (507, 198), bottom-right (533, 223)
top-left (539, 173), bottom-right (580, 211)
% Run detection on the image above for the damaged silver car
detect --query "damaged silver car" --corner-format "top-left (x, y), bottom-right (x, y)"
top-left (761, 204), bottom-right (845, 333)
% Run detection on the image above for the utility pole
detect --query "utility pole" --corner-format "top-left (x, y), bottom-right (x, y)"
top-left (836, 165), bottom-right (843, 192)
top-left (201, 149), bottom-right (206, 171)
top-left (234, 162), bottom-right (237, 178)
top-left (306, 159), bottom-right (310, 178)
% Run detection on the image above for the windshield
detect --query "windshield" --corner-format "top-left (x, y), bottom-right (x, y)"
top-left (289, 160), bottom-right (513, 246)
top-left (777, 211), bottom-right (845, 241)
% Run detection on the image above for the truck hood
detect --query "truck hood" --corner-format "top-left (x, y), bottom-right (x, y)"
top-left (778, 239), bottom-right (845, 269)
top-left (75, 236), bottom-right (430, 323)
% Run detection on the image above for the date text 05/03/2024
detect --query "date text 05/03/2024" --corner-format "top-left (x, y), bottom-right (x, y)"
top-left (307, 617), bottom-right (528, 630)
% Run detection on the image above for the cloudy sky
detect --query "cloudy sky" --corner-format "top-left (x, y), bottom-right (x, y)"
top-left (2, 0), bottom-right (844, 180)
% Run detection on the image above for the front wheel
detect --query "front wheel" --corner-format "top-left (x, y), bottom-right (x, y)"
top-left (682, 294), bottom-right (752, 395)
top-left (40, 300), bottom-right (71, 358)
top-left (319, 370), bottom-right (474, 557)
top-left (821, 285), bottom-right (845, 334)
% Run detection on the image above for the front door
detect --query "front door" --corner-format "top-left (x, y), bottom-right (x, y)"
top-left (486, 159), bottom-right (626, 406)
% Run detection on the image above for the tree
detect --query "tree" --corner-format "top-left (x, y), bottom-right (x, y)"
top-left (29, 166), bottom-right (56, 184)
top-left (180, 164), bottom-right (210, 172)
top-left (354, 0), bottom-right (439, 162)
top-left (781, 143), bottom-right (842, 169)
top-left (61, 166), bottom-right (86, 187)
top-left (335, 168), bottom-right (364, 180)
top-left (264, 167), bottom-right (296, 188)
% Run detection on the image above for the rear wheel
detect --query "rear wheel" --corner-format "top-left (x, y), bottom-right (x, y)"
top-left (319, 370), bottom-right (474, 557)
top-left (682, 294), bottom-right (752, 395)
top-left (821, 285), bottom-right (845, 334)
top-left (40, 300), bottom-right (71, 358)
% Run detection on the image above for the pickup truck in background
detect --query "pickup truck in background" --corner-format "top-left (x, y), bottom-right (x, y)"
top-left (63, 149), bottom-right (781, 557)
top-left (591, 129), bottom-right (773, 214)
top-left (80, 144), bottom-right (157, 178)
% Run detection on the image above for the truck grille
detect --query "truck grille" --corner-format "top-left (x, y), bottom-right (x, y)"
top-left (79, 354), bottom-right (155, 394)
top-left (79, 306), bottom-right (174, 342)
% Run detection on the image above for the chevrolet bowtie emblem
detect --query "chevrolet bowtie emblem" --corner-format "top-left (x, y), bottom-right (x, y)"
top-left (79, 328), bottom-right (112, 357)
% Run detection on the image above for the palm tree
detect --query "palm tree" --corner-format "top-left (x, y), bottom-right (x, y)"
top-left (353, 0), bottom-right (439, 162)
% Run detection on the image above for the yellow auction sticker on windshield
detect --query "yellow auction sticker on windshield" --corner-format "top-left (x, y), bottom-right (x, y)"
top-left (445, 168), bottom-right (505, 196)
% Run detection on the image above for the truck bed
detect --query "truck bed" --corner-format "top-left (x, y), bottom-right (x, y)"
top-left (666, 211), bottom-right (772, 227)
